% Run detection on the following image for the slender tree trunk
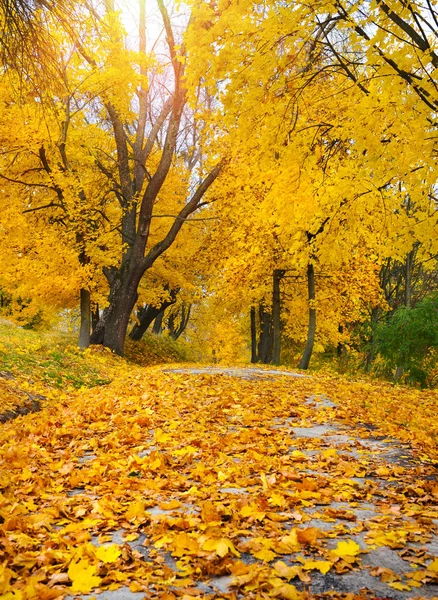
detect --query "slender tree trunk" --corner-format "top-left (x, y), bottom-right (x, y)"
top-left (365, 306), bottom-right (379, 371)
top-left (272, 269), bottom-right (285, 365)
top-left (78, 288), bottom-right (91, 349)
top-left (152, 310), bottom-right (164, 335)
top-left (405, 250), bottom-right (413, 308)
top-left (168, 303), bottom-right (190, 340)
top-left (258, 305), bottom-right (273, 364)
top-left (250, 306), bottom-right (257, 363)
top-left (298, 263), bottom-right (316, 370)
top-left (91, 304), bottom-right (100, 333)
top-left (337, 324), bottom-right (344, 358)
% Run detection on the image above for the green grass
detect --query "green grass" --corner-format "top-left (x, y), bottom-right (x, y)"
top-left (0, 323), bottom-right (191, 394)
top-left (0, 324), bottom-right (112, 390)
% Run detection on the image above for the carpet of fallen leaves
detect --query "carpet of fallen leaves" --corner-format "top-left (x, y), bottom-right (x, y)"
top-left (0, 366), bottom-right (437, 599)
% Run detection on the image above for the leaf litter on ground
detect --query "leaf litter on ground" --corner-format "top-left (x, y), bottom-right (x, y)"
top-left (0, 364), bottom-right (437, 599)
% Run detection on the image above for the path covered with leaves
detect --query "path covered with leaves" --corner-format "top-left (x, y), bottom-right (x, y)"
top-left (1, 366), bottom-right (438, 599)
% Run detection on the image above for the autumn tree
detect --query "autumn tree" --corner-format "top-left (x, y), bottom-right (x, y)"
top-left (84, 1), bottom-right (223, 355)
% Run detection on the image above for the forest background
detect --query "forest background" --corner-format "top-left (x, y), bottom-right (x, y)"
top-left (1, 0), bottom-right (438, 387)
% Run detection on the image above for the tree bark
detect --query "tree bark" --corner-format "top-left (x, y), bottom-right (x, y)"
top-left (130, 288), bottom-right (178, 340)
top-left (272, 269), bottom-right (285, 365)
top-left (130, 304), bottom-right (162, 340)
top-left (152, 310), bottom-right (164, 335)
top-left (258, 305), bottom-right (273, 364)
top-left (169, 303), bottom-right (191, 340)
top-left (405, 250), bottom-right (413, 308)
top-left (78, 288), bottom-right (91, 349)
top-left (250, 306), bottom-right (257, 363)
top-left (337, 324), bottom-right (344, 358)
top-left (365, 306), bottom-right (379, 370)
top-left (298, 263), bottom-right (316, 370)
top-left (91, 304), bottom-right (100, 333)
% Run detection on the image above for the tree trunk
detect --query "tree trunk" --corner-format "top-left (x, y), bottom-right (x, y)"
top-left (405, 250), bottom-right (413, 308)
top-left (337, 324), bottom-right (344, 358)
top-left (250, 306), bottom-right (257, 363)
top-left (169, 303), bottom-right (191, 340)
top-left (152, 310), bottom-right (164, 334)
top-left (258, 304), bottom-right (273, 364)
top-left (365, 306), bottom-right (379, 370)
top-left (91, 304), bottom-right (100, 333)
top-left (90, 268), bottom-right (140, 355)
top-left (298, 263), bottom-right (316, 370)
top-left (130, 305), bottom-right (162, 340)
top-left (78, 288), bottom-right (91, 349)
top-left (130, 288), bottom-right (178, 341)
top-left (272, 269), bottom-right (285, 365)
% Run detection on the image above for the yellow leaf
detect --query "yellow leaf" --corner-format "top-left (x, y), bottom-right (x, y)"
top-left (388, 582), bottom-right (411, 591)
top-left (302, 560), bottom-right (332, 574)
top-left (322, 448), bottom-right (337, 458)
top-left (95, 544), bottom-right (121, 563)
top-left (0, 564), bottom-right (13, 594)
top-left (68, 559), bottom-right (101, 594)
top-left (290, 450), bottom-right (306, 459)
top-left (273, 560), bottom-right (301, 580)
top-left (129, 581), bottom-right (144, 592)
top-left (269, 492), bottom-right (286, 507)
top-left (202, 537), bottom-right (239, 557)
top-left (155, 428), bottom-right (171, 444)
top-left (331, 539), bottom-right (361, 557)
top-left (428, 558), bottom-right (438, 573)
top-left (253, 547), bottom-right (277, 562)
top-left (125, 500), bottom-right (146, 521)
top-left (271, 582), bottom-right (301, 599)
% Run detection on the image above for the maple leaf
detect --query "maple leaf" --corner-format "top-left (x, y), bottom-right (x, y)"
top-left (95, 544), bottom-right (121, 563)
top-left (302, 560), bottom-right (332, 574)
top-left (388, 582), bottom-right (411, 591)
top-left (125, 500), bottom-right (146, 521)
top-left (68, 558), bottom-right (101, 593)
top-left (271, 582), bottom-right (302, 599)
top-left (428, 558), bottom-right (438, 573)
top-left (0, 564), bottom-right (13, 593)
top-left (202, 537), bottom-right (240, 557)
top-left (331, 539), bottom-right (361, 558)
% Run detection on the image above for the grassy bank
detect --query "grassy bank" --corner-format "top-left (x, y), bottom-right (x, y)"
top-left (0, 323), bottom-right (190, 418)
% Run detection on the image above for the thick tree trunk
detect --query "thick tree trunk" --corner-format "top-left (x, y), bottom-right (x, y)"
top-left (298, 263), bottom-right (316, 370)
top-left (90, 268), bottom-right (140, 355)
top-left (78, 288), bottom-right (91, 349)
top-left (250, 306), bottom-right (257, 363)
top-left (102, 294), bottom-right (137, 356)
top-left (272, 269), bottom-right (285, 365)
top-left (152, 311), bottom-right (164, 334)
